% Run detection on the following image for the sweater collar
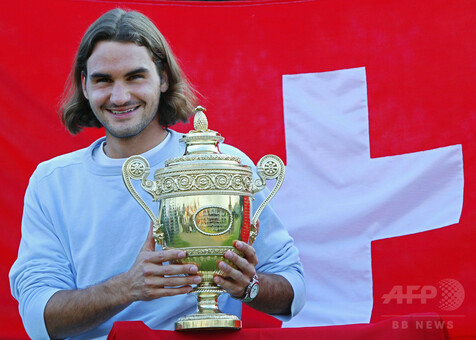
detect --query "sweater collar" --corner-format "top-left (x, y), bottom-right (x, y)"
top-left (83, 130), bottom-right (186, 176)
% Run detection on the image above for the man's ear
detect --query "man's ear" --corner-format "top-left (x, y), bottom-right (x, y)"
top-left (160, 71), bottom-right (169, 93)
top-left (81, 71), bottom-right (89, 100)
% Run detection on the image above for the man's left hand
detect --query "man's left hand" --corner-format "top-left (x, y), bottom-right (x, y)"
top-left (213, 240), bottom-right (258, 299)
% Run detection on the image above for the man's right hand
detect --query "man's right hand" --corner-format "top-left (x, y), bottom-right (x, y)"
top-left (120, 225), bottom-right (202, 301)
top-left (45, 226), bottom-right (201, 339)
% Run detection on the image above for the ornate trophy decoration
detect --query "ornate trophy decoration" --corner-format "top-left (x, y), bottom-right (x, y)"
top-left (122, 106), bottom-right (285, 330)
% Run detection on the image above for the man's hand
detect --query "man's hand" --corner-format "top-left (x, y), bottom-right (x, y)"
top-left (212, 222), bottom-right (294, 315)
top-left (44, 226), bottom-right (201, 339)
top-left (213, 240), bottom-right (259, 299)
top-left (120, 226), bottom-right (202, 302)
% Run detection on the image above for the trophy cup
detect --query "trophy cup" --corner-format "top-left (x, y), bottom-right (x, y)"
top-left (122, 107), bottom-right (285, 330)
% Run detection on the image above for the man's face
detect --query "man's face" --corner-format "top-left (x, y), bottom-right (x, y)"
top-left (82, 41), bottom-right (168, 140)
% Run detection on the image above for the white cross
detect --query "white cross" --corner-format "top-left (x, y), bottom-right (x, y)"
top-left (274, 67), bottom-right (464, 327)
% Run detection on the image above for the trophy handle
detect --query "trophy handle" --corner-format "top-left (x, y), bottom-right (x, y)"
top-left (249, 155), bottom-right (285, 244)
top-left (122, 155), bottom-right (165, 246)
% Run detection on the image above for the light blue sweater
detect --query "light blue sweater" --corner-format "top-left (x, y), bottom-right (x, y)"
top-left (10, 130), bottom-right (305, 339)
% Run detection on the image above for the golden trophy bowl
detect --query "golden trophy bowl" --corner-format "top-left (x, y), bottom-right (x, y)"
top-left (122, 107), bottom-right (285, 330)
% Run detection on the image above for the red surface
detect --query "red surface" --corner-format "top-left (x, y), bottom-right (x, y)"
top-left (107, 313), bottom-right (449, 340)
top-left (1, 0), bottom-right (474, 338)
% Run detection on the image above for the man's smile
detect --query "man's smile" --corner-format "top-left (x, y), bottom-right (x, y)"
top-left (105, 105), bottom-right (141, 116)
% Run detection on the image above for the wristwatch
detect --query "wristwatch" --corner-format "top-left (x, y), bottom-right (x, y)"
top-left (239, 274), bottom-right (260, 303)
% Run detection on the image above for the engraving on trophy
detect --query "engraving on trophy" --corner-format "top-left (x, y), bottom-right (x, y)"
top-left (193, 206), bottom-right (233, 236)
top-left (153, 170), bottom-right (253, 198)
top-left (159, 195), bottom-right (244, 248)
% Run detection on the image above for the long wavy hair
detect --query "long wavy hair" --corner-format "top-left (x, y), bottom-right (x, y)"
top-left (61, 8), bottom-right (196, 134)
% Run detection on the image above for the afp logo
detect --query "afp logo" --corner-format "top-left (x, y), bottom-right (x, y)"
top-left (382, 278), bottom-right (465, 311)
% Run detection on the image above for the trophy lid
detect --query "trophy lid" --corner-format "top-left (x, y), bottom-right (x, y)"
top-left (165, 106), bottom-right (242, 166)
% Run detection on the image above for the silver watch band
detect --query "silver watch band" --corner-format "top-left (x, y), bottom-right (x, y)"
top-left (238, 273), bottom-right (260, 303)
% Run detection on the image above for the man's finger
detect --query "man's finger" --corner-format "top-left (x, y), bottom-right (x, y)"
top-left (141, 285), bottom-right (195, 301)
top-left (158, 274), bottom-right (202, 287)
top-left (233, 241), bottom-right (258, 266)
top-left (145, 249), bottom-right (188, 264)
top-left (140, 225), bottom-right (156, 252)
top-left (143, 263), bottom-right (200, 277)
top-left (213, 274), bottom-right (245, 298)
top-left (221, 250), bottom-right (255, 279)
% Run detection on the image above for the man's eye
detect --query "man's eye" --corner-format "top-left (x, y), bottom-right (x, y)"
top-left (95, 78), bottom-right (111, 83)
top-left (128, 74), bottom-right (144, 80)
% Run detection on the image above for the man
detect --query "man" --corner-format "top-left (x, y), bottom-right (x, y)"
top-left (9, 8), bottom-right (305, 339)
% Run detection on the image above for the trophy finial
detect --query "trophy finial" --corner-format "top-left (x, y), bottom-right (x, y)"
top-left (194, 106), bottom-right (208, 132)
top-left (177, 105), bottom-right (225, 157)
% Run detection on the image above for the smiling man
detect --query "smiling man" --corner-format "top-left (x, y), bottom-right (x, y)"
top-left (82, 41), bottom-right (167, 157)
top-left (9, 9), bottom-right (305, 340)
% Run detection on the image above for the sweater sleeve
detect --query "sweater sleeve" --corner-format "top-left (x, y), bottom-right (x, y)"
top-left (252, 188), bottom-right (306, 321)
top-left (9, 170), bottom-right (76, 339)
top-left (220, 144), bottom-right (306, 320)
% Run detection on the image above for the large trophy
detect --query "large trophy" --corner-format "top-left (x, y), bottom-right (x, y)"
top-left (122, 107), bottom-right (285, 330)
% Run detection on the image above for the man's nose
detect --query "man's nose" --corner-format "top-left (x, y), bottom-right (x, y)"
top-left (110, 82), bottom-right (131, 105)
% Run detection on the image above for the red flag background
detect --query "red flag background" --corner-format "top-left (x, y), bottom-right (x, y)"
top-left (1, 0), bottom-right (474, 338)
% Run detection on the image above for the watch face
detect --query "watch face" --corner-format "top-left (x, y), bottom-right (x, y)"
top-left (250, 283), bottom-right (259, 299)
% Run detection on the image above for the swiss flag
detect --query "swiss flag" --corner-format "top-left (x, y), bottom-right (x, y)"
top-left (1, 0), bottom-right (474, 339)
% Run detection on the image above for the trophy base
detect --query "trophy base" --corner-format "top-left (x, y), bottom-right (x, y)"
top-left (175, 313), bottom-right (241, 331)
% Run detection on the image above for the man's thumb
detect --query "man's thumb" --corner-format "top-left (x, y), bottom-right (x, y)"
top-left (141, 224), bottom-right (156, 251)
